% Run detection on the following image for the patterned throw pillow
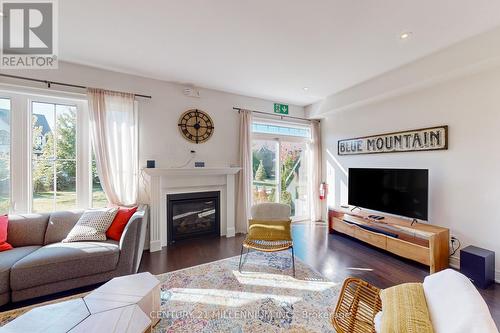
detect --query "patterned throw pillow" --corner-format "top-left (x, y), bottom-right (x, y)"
top-left (63, 208), bottom-right (118, 243)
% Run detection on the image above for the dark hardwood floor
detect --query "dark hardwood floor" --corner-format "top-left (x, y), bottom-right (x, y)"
top-left (139, 221), bottom-right (500, 327)
top-left (2, 222), bottom-right (499, 328)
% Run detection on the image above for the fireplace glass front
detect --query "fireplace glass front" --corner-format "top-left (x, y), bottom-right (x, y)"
top-left (167, 191), bottom-right (220, 243)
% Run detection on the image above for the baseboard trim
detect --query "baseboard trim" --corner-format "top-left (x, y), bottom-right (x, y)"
top-left (449, 255), bottom-right (500, 284)
top-left (149, 240), bottom-right (162, 253)
top-left (226, 227), bottom-right (236, 238)
top-left (449, 255), bottom-right (460, 270)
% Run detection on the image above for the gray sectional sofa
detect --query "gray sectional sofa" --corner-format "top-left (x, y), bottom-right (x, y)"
top-left (0, 207), bottom-right (148, 306)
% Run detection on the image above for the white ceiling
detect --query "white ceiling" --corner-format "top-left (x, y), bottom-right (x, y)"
top-left (59, 0), bottom-right (500, 106)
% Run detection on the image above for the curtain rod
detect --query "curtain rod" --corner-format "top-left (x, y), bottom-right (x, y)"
top-left (233, 107), bottom-right (318, 122)
top-left (0, 73), bottom-right (152, 99)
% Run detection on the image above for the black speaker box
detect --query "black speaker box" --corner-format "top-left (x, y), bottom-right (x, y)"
top-left (460, 245), bottom-right (495, 289)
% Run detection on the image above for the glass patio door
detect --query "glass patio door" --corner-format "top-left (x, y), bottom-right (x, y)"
top-left (280, 140), bottom-right (309, 220)
top-left (252, 139), bottom-right (279, 205)
top-left (251, 123), bottom-right (311, 221)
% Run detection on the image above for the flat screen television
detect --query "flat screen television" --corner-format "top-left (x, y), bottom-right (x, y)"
top-left (348, 168), bottom-right (428, 220)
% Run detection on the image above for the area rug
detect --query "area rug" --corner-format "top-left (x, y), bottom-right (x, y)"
top-left (154, 251), bottom-right (339, 332)
top-left (0, 251), bottom-right (340, 332)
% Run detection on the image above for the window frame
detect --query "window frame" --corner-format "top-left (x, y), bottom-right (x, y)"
top-left (0, 85), bottom-right (100, 213)
top-left (28, 96), bottom-right (90, 212)
top-left (0, 96), bottom-right (12, 213)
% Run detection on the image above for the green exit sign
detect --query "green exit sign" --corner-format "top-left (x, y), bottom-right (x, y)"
top-left (274, 103), bottom-right (289, 115)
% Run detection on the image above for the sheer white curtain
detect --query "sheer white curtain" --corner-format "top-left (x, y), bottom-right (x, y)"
top-left (236, 109), bottom-right (253, 233)
top-left (87, 88), bottom-right (138, 206)
top-left (311, 120), bottom-right (323, 221)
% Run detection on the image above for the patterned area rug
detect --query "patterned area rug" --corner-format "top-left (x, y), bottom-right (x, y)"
top-left (154, 251), bottom-right (339, 332)
top-left (0, 251), bottom-right (340, 332)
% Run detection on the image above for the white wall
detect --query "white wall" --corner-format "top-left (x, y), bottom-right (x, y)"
top-left (315, 65), bottom-right (500, 278)
top-left (0, 61), bottom-right (305, 203)
top-left (308, 25), bottom-right (500, 117)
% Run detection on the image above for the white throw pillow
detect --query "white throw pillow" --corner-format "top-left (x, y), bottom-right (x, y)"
top-left (63, 208), bottom-right (118, 243)
top-left (423, 268), bottom-right (498, 333)
top-left (374, 311), bottom-right (383, 333)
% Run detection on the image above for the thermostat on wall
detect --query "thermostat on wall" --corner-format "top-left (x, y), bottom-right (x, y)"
top-left (183, 87), bottom-right (200, 98)
top-left (195, 162), bottom-right (205, 168)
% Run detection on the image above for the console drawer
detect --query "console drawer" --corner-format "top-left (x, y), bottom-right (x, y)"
top-left (332, 218), bottom-right (355, 237)
top-left (354, 227), bottom-right (387, 249)
top-left (386, 237), bottom-right (430, 265)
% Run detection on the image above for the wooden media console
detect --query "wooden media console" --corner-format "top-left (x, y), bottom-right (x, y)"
top-left (328, 207), bottom-right (449, 273)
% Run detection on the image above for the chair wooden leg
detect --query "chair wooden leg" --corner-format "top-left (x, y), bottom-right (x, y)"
top-left (291, 246), bottom-right (296, 277)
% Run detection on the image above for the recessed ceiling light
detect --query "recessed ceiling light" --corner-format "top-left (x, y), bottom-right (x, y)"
top-left (303, 87), bottom-right (309, 91)
top-left (0, 12), bottom-right (4, 17)
top-left (400, 32), bottom-right (412, 40)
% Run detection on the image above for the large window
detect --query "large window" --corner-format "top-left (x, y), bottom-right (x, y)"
top-left (0, 90), bottom-right (108, 214)
top-left (32, 102), bottom-right (77, 212)
top-left (91, 153), bottom-right (107, 208)
top-left (252, 121), bottom-right (312, 220)
top-left (0, 98), bottom-right (10, 214)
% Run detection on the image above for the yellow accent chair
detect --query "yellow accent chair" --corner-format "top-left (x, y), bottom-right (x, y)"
top-left (238, 203), bottom-right (295, 276)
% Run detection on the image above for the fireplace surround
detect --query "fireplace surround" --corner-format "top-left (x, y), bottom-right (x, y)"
top-left (143, 167), bottom-right (240, 252)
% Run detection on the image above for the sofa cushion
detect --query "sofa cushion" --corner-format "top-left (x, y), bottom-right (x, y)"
top-left (10, 241), bottom-right (119, 290)
top-left (7, 214), bottom-right (49, 247)
top-left (423, 269), bottom-right (498, 333)
top-left (44, 210), bottom-right (84, 245)
top-left (0, 246), bottom-right (40, 293)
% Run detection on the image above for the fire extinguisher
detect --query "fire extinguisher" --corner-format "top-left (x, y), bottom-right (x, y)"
top-left (319, 182), bottom-right (328, 200)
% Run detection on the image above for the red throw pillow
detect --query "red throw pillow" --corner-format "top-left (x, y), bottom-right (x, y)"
top-left (106, 206), bottom-right (138, 241)
top-left (0, 215), bottom-right (13, 252)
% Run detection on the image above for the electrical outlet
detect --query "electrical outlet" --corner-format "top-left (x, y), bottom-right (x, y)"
top-left (449, 236), bottom-right (461, 257)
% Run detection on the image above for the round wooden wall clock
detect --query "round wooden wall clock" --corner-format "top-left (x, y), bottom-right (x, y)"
top-left (177, 109), bottom-right (214, 144)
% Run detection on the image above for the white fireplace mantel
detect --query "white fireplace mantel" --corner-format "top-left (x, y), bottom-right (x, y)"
top-left (143, 167), bottom-right (241, 252)
top-left (144, 167), bottom-right (240, 177)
